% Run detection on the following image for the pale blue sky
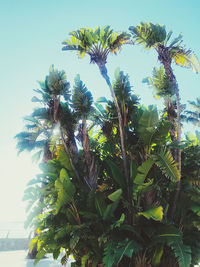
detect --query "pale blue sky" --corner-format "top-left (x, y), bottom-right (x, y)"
top-left (0, 0), bottom-right (200, 221)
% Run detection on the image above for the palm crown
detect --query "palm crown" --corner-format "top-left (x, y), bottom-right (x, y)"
top-left (62, 26), bottom-right (130, 73)
top-left (129, 22), bottom-right (200, 73)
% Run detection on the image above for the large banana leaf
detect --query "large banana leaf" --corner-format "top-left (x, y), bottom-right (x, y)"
top-left (138, 206), bottom-right (163, 221)
top-left (138, 106), bottom-right (159, 147)
top-left (55, 168), bottom-right (75, 213)
top-left (95, 191), bottom-right (106, 217)
top-left (103, 200), bottom-right (119, 221)
top-left (103, 239), bottom-right (141, 267)
top-left (174, 51), bottom-right (200, 73)
top-left (134, 158), bottom-right (154, 185)
top-left (152, 149), bottom-right (180, 182)
top-left (106, 160), bottom-right (126, 190)
top-left (108, 189), bottom-right (122, 202)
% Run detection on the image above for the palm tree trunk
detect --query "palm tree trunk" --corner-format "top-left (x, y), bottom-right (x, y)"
top-left (165, 97), bottom-right (176, 145)
top-left (82, 117), bottom-right (92, 167)
top-left (162, 62), bottom-right (181, 218)
top-left (98, 64), bottom-right (131, 212)
top-left (82, 118), bottom-right (98, 190)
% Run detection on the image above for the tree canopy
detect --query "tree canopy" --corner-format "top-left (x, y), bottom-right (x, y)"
top-left (16, 23), bottom-right (200, 267)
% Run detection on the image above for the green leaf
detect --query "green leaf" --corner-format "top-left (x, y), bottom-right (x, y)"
top-left (96, 97), bottom-right (108, 103)
top-left (54, 168), bottom-right (75, 213)
top-left (94, 102), bottom-right (105, 115)
top-left (108, 189), bottom-right (122, 202)
top-left (154, 225), bottom-right (182, 243)
top-left (169, 242), bottom-right (191, 267)
top-left (130, 160), bottom-right (137, 180)
top-left (103, 200), bottom-right (119, 220)
top-left (29, 237), bottom-right (38, 253)
top-left (189, 205), bottom-right (200, 216)
top-left (81, 254), bottom-right (89, 267)
top-left (106, 160), bottom-right (126, 190)
top-left (57, 149), bottom-right (73, 171)
top-left (95, 191), bottom-right (106, 217)
top-left (138, 206), bottom-right (163, 221)
top-left (32, 150), bottom-right (43, 163)
top-left (134, 158), bottom-right (154, 185)
top-left (60, 167), bottom-right (70, 182)
top-left (31, 96), bottom-right (43, 103)
top-left (152, 245), bottom-right (164, 266)
top-left (138, 106), bottom-right (159, 146)
top-left (34, 249), bottom-right (47, 265)
top-left (152, 149), bottom-right (180, 182)
top-left (70, 235), bottom-right (79, 250)
top-left (103, 239), bottom-right (141, 267)
top-left (53, 249), bottom-right (60, 260)
top-left (115, 240), bottom-right (140, 264)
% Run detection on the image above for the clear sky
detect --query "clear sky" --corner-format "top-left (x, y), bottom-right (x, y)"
top-left (0, 0), bottom-right (200, 222)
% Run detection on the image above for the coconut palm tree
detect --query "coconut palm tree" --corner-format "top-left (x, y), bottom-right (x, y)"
top-left (129, 22), bottom-right (200, 216)
top-left (62, 26), bottom-right (132, 198)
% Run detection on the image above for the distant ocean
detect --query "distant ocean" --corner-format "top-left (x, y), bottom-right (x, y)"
top-left (0, 221), bottom-right (31, 238)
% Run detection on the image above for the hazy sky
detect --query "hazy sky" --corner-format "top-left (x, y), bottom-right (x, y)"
top-left (0, 0), bottom-right (200, 222)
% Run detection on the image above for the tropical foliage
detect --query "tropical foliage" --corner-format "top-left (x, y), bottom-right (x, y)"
top-left (16, 24), bottom-right (200, 267)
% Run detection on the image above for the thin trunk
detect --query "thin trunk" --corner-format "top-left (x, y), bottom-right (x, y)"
top-left (82, 118), bottom-right (98, 190)
top-left (53, 95), bottom-right (60, 122)
top-left (162, 62), bottom-right (181, 218)
top-left (165, 98), bottom-right (176, 143)
top-left (98, 64), bottom-right (131, 215)
top-left (82, 117), bottom-right (92, 167)
top-left (60, 126), bottom-right (81, 183)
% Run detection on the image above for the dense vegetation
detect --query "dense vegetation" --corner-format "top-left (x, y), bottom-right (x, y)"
top-left (15, 23), bottom-right (200, 266)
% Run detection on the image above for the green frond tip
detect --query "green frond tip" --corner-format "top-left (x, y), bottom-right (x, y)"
top-left (113, 68), bottom-right (132, 101)
top-left (174, 50), bottom-right (200, 73)
top-left (152, 149), bottom-right (180, 182)
top-left (72, 74), bottom-right (93, 117)
top-left (47, 65), bottom-right (70, 98)
top-left (129, 22), bottom-right (166, 48)
top-left (143, 66), bottom-right (174, 98)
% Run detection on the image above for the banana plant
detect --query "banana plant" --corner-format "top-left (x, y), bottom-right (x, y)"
top-left (62, 26), bottom-right (132, 202)
top-left (129, 22), bottom-right (200, 217)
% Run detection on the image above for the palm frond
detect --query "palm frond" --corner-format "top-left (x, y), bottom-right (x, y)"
top-left (174, 50), bottom-right (200, 73)
top-left (62, 26), bottom-right (130, 65)
top-left (72, 74), bottom-right (93, 118)
top-left (129, 22), bottom-right (166, 48)
top-left (113, 68), bottom-right (132, 101)
top-left (143, 66), bottom-right (174, 98)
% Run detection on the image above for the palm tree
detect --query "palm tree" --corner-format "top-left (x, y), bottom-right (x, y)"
top-left (15, 106), bottom-right (53, 162)
top-left (129, 22), bottom-right (200, 216)
top-left (143, 66), bottom-right (176, 143)
top-left (62, 26), bottom-right (132, 199)
top-left (72, 74), bottom-right (98, 189)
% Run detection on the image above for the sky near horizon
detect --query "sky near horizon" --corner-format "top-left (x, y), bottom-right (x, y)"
top-left (0, 0), bottom-right (200, 222)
